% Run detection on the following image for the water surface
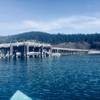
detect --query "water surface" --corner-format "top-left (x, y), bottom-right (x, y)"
top-left (0, 55), bottom-right (100, 100)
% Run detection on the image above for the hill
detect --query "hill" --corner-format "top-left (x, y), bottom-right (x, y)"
top-left (0, 31), bottom-right (100, 50)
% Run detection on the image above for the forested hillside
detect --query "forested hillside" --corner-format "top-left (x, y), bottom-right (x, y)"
top-left (0, 31), bottom-right (100, 49)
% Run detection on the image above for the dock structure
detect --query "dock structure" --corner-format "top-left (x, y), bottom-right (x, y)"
top-left (0, 41), bottom-right (98, 58)
top-left (0, 41), bottom-right (51, 58)
top-left (51, 47), bottom-right (89, 55)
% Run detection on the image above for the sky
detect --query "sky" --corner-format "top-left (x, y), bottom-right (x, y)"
top-left (0, 0), bottom-right (100, 35)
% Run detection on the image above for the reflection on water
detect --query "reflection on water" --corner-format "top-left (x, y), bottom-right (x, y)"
top-left (0, 55), bottom-right (100, 100)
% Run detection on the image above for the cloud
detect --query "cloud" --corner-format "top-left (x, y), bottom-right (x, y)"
top-left (23, 16), bottom-right (100, 33)
top-left (1, 15), bottom-right (100, 35)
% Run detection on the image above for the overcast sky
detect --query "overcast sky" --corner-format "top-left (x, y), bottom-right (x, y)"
top-left (0, 0), bottom-right (100, 35)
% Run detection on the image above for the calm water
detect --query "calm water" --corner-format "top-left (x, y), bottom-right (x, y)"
top-left (0, 55), bottom-right (100, 100)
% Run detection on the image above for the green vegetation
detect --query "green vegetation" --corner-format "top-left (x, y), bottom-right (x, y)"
top-left (0, 31), bottom-right (100, 49)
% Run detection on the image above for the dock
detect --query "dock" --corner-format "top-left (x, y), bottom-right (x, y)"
top-left (0, 41), bottom-right (99, 58)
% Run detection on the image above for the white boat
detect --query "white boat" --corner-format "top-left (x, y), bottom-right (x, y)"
top-left (10, 90), bottom-right (32, 100)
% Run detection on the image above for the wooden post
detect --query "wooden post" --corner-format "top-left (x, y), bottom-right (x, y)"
top-left (10, 44), bottom-right (13, 57)
top-left (26, 44), bottom-right (29, 57)
top-left (40, 46), bottom-right (43, 58)
top-left (24, 43), bottom-right (26, 57)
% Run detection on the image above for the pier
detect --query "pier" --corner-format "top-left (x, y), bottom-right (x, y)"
top-left (52, 47), bottom-right (89, 55)
top-left (0, 41), bottom-right (99, 58)
top-left (0, 41), bottom-right (51, 58)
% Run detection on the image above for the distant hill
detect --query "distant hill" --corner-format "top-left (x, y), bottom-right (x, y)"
top-left (52, 42), bottom-right (91, 49)
top-left (0, 31), bottom-right (100, 50)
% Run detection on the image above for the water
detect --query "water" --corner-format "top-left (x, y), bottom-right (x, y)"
top-left (0, 55), bottom-right (100, 100)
